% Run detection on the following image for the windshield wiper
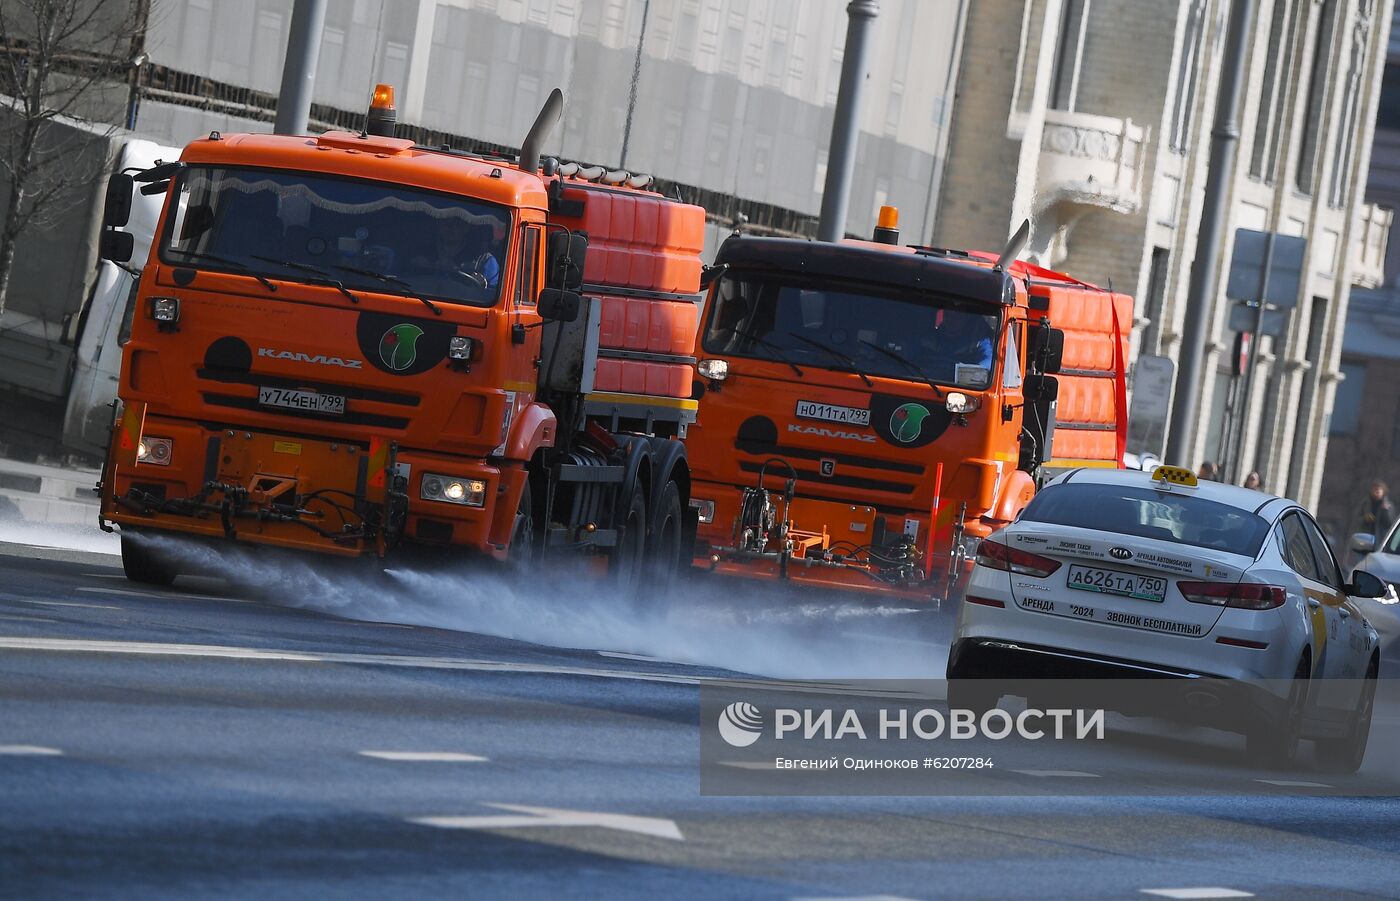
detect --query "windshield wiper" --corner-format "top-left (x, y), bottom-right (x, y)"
top-left (857, 339), bottom-right (945, 398)
top-left (249, 255), bottom-right (359, 304)
top-left (787, 332), bottom-right (873, 387)
top-left (729, 328), bottom-right (803, 377)
top-left (173, 252), bottom-right (277, 292)
top-left (328, 263), bottom-right (441, 315)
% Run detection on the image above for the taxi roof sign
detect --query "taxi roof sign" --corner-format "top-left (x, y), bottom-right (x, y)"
top-left (1151, 465), bottom-right (1198, 487)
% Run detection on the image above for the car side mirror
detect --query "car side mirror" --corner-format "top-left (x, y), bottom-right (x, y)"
top-left (1349, 532), bottom-right (1377, 555)
top-left (98, 229), bottom-right (135, 263)
top-left (546, 230), bottom-right (588, 291)
top-left (104, 173), bottom-right (134, 228)
top-left (538, 288), bottom-right (581, 323)
top-left (1348, 569), bottom-right (1387, 599)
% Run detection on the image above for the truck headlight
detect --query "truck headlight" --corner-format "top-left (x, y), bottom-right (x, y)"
top-left (448, 336), bottom-right (475, 360)
top-left (137, 436), bottom-right (172, 465)
top-left (689, 498), bottom-right (715, 523)
top-left (945, 392), bottom-right (980, 414)
top-left (148, 296), bottom-right (180, 323)
top-left (421, 473), bottom-right (486, 507)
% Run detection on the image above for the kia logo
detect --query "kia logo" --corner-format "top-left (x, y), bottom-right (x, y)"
top-left (1110, 547), bottom-right (1133, 560)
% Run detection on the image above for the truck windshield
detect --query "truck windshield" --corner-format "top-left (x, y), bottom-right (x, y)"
top-left (160, 166), bottom-right (511, 307)
top-left (701, 272), bottom-right (999, 389)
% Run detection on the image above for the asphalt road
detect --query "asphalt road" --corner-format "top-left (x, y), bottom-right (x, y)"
top-left (2, 542), bottom-right (1400, 899)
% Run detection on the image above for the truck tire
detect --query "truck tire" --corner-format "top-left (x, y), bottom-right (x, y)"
top-left (646, 480), bottom-right (683, 591)
top-left (506, 481), bottom-right (535, 573)
top-left (120, 533), bottom-right (176, 587)
top-left (609, 488), bottom-right (647, 598)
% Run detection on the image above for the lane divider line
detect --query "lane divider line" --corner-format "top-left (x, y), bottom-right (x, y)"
top-left (1011, 769), bottom-right (1100, 778)
top-left (1140, 889), bottom-right (1255, 899)
top-left (360, 751), bottom-right (488, 762)
top-left (0, 745), bottom-right (63, 756)
top-left (1254, 779), bottom-right (1333, 789)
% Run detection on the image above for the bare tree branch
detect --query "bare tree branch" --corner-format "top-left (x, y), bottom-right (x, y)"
top-left (0, 0), bottom-right (144, 322)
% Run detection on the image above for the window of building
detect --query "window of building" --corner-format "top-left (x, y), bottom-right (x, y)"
top-left (1250, 0), bottom-right (1296, 181)
top-left (1139, 247), bottom-right (1170, 356)
top-left (1049, 0), bottom-right (1089, 111)
top-left (1329, 2), bottom-right (1375, 208)
top-left (1329, 361), bottom-right (1366, 434)
top-left (1376, 62), bottom-right (1400, 131)
top-left (1298, 0), bottom-right (1339, 194)
top-left (1287, 296), bottom-right (1329, 496)
top-left (1170, 0), bottom-right (1208, 151)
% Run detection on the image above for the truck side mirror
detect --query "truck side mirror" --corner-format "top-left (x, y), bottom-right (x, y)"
top-left (546, 230), bottom-right (588, 291)
top-left (104, 173), bottom-right (134, 228)
top-left (99, 229), bottom-right (135, 263)
top-left (1029, 326), bottom-right (1064, 374)
top-left (538, 288), bottom-right (581, 323)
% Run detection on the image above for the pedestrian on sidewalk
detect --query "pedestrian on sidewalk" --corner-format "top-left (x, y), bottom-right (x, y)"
top-left (1350, 480), bottom-right (1397, 549)
top-left (1242, 470), bottom-right (1262, 490)
top-left (1197, 461), bottom-right (1220, 482)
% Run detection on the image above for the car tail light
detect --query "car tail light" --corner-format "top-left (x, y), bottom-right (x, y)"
top-left (1177, 580), bottom-right (1286, 610)
top-left (964, 595), bottom-right (1006, 608)
top-left (975, 538), bottom-right (1061, 578)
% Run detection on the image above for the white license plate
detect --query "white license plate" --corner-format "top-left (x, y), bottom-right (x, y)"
top-left (257, 386), bottom-right (345, 415)
top-left (1066, 564), bottom-right (1166, 602)
top-left (796, 400), bottom-right (870, 426)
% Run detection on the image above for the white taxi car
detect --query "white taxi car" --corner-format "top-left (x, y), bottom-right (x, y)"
top-left (947, 465), bottom-right (1387, 771)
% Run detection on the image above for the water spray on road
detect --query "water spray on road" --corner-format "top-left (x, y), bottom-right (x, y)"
top-left (142, 533), bottom-right (950, 680)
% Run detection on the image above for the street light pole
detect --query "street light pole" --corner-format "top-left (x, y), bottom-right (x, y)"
top-left (817, 0), bottom-right (879, 243)
top-left (1164, 0), bottom-right (1256, 467)
top-left (274, 0), bottom-right (328, 136)
top-left (1228, 228), bottom-right (1276, 484)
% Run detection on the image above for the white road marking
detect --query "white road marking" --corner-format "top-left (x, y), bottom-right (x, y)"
top-left (598, 650), bottom-right (668, 662)
top-left (0, 636), bottom-right (708, 685)
top-left (717, 760), bottom-right (778, 770)
top-left (0, 745), bottom-right (63, 756)
top-left (1255, 779), bottom-right (1333, 788)
top-left (409, 803), bottom-right (683, 841)
top-left (85, 573), bottom-right (129, 579)
top-left (0, 614), bottom-right (57, 623)
top-left (794, 896), bottom-right (924, 901)
top-left (360, 751), bottom-right (487, 762)
top-left (24, 600), bottom-right (120, 610)
top-left (1141, 890), bottom-right (1254, 899)
top-left (76, 586), bottom-right (244, 603)
top-left (1012, 769), bottom-right (1100, 778)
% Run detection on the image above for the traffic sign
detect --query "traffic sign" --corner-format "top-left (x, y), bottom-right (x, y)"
top-left (1227, 300), bottom-right (1290, 337)
top-left (1226, 228), bottom-right (1305, 308)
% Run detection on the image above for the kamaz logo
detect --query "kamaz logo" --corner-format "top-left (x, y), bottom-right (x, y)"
top-left (258, 348), bottom-right (363, 369)
top-left (787, 424), bottom-right (876, 443)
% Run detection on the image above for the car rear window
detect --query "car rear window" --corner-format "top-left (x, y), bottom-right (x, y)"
top-left (1018, 482), bottom-right (1271, 556)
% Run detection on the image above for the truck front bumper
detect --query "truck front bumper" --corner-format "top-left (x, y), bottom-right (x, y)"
top-left (100, 411), bottom-right (508, 558)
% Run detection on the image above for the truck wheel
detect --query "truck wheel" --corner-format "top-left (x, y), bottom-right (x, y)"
top-left (609, 488), bottom-right (647, 598)
top-left (1316, 658), bottom-right (1378, 774)
top-left (120, 534), bottom-right (176, 587)
top-left (506, 481), bottom-right (535, 573)
top-left (646, 481), bottom-right (683, 591)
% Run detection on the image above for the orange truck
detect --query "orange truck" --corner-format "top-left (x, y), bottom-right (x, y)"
top-left (685, 211), bottom-right (1131, 604)
top-left (94, 85), bottom-right (706, 590)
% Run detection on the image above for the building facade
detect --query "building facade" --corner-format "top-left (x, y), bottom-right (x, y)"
top-left (131, 0), bottom-right (966, 251)
top-left (935, 0), bottom-right (1392, 513)
top-left (1318, 3), bottom-right (1400, 542)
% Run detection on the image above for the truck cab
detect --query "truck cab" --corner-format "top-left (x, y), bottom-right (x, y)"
top-left (97, 87), bottom-right (705, 591)
top-left (686, 216), bottom-right (1129, 603)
